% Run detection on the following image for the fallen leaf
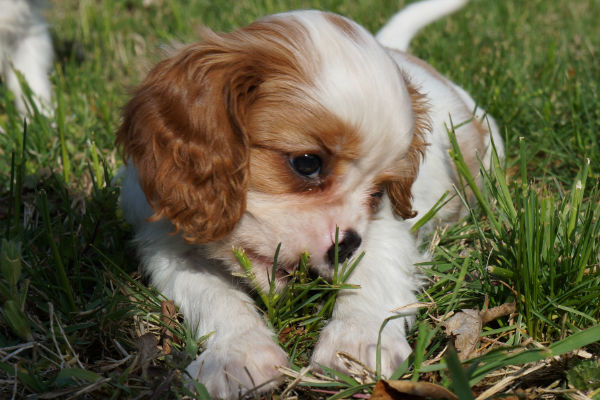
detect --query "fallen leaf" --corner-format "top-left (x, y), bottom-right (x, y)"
top-left (136, 332), bottom-right (160, 380)
top-left (442, 302), bottom-right (516, 361)
top-left (278, 326), bottom-right (306, 345)
top-left (443, 309), bottom-right (482, 360)
top-left (370, 379), bottom-right (458, 400)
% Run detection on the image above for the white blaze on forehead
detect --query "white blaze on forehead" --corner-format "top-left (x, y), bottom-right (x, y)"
top-left (275, 11), bottom-right (416, 171)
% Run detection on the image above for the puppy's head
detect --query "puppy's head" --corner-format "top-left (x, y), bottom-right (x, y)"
top-left (117, 11), bottom-right (428, 290)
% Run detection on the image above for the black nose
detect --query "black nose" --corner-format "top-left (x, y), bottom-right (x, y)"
top-left (327, 229), bottom-right (362, 265)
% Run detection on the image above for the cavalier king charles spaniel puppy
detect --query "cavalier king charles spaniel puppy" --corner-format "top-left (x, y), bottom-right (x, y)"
top-left (117, 0), bottom-right (503, 397)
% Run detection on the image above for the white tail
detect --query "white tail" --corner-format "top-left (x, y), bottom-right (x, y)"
top-left (376, 0), bottom-right (469, 52)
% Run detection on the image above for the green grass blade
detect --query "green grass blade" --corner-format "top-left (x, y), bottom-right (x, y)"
top-left (38, 190), bottom-right (77, 312)
top-left (470, 324), bottom-right (600, 384)
top-left (411, 191), bottom-right (452, 233)
top-left (56, 67), bottom-right (70, 183)
top-left (327, 383), bottom-right (374, 400)
top-left (445, 344), bottom-right (474, 400)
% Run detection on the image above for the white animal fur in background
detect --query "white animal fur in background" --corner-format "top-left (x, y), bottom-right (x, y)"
top-left (0, 0), bottom-right (53, 116)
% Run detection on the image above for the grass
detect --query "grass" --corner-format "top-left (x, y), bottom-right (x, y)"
top-left (0, 0), bottom-right (599, 398)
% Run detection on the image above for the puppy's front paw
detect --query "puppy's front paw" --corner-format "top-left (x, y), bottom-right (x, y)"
top-left (311, 318), bottom-right (412, 378)
top-left (186, 330), bottom-right (288, 399)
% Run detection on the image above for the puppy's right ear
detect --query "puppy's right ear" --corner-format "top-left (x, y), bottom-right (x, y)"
top-left (116, 36), bottom-right (256, 244)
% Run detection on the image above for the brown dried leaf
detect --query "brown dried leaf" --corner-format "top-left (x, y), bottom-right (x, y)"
top-left (370, 379), bottom-right (458, 400)
top-left (136, 332), bottom-right (160, 379)
top-left (442, 303), bottom-right (516, 361)
top-left (443, 309), bottom-right (482, 360)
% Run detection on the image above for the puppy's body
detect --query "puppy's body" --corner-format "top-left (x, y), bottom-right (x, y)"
top-left (118, 1), bottom-right (503, 397)
top-left (397, 50), bottom-right (503, 227)
top-left (0, 0), bottom-right (53, 115)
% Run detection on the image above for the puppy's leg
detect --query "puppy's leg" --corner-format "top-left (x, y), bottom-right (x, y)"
top-left (312, 198), bottom-right (423, 377)
top-left (137, 238), bottom-right (288, 399)
top-left (5, 21), bottom-right (53, 116)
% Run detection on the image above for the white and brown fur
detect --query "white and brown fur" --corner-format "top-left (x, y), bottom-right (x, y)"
top-left (117, 0), bottom-right (503, 397)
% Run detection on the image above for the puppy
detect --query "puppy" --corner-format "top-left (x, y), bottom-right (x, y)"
top-left (117, 0), bottom-right (503, 397)
top-left (0, 0), bottom-right (53, 116)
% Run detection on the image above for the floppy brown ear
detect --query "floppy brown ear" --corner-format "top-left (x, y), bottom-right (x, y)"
top-left (385, 82), bottom-right (429, 219)
top-left (116, 34), bottom-right (259, 244)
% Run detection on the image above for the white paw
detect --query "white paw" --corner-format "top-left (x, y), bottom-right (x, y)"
top-left (186, 330), bottom-right (288, 399)
top-left (311, 317), bottom-right (412, 378)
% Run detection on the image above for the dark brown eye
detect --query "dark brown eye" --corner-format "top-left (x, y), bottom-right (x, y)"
top-left (371, 190), bottom-right (384, 199)
top-left (290, 154), bottom-right (321, 178)
top-left (369, 188), bottom-right (385, 211)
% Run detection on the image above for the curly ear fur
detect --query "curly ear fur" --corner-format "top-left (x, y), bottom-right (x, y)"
top-left (116, 21), bottom-right (310, 243)
top-left (385, 82), bottom-right (430, 219)
top-left (116, 50), bottom-right (249, 243)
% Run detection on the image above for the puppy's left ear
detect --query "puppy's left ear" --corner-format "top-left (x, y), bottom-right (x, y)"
top-left (385, 83), bottom-right (429, 219)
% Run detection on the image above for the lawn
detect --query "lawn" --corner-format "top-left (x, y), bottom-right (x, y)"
top-left (0, 0), bottom-right (599, 399)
